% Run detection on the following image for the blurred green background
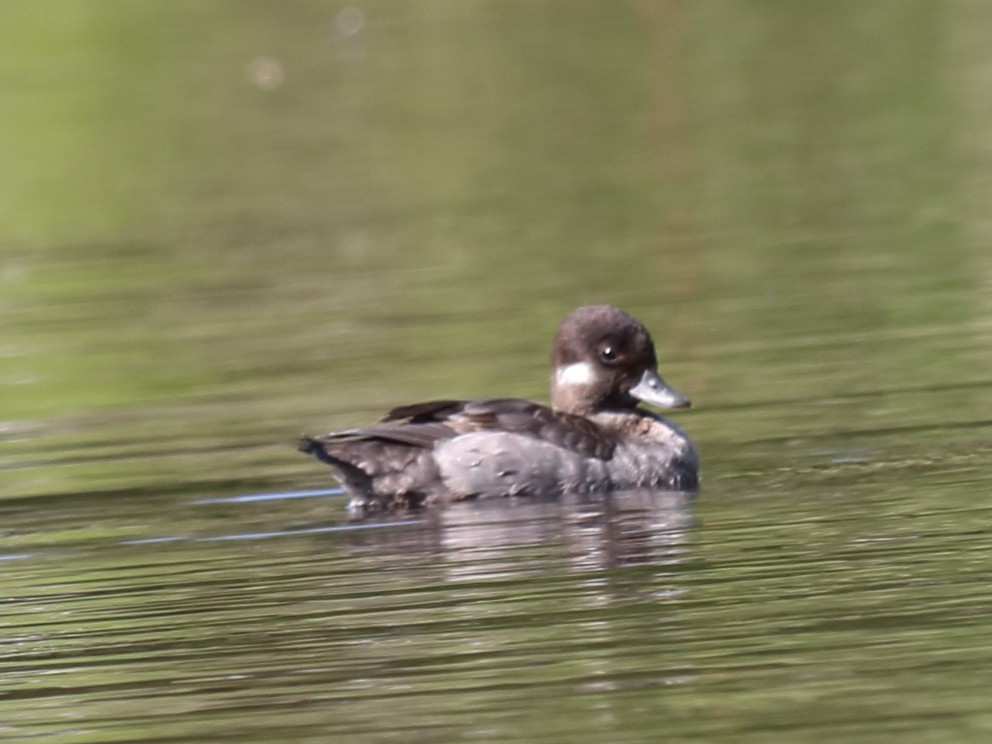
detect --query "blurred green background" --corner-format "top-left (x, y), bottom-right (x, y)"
top-left (2, 0), bottom-right (990, 498)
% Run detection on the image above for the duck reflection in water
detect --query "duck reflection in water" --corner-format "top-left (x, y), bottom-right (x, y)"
top-left (336, 489), bottom-right (694, 589)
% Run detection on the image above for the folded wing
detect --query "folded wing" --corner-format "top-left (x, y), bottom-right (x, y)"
top-left (305, 397), bottom-right (615, 459)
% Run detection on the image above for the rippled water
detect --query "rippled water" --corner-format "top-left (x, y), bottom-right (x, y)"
top-left (4, 1), bottom-right (992, 742)
top-left (6, 472), bottom-right (992, 742)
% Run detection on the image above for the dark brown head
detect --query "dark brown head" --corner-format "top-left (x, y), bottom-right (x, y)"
top-left (549, 305), bottom-right (690, 415)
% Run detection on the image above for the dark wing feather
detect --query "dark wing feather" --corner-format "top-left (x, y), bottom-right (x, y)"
top-left (312, 421), bottom-right (458, 449)
top-left (455, 398), bottom-right (617, 459)
top-left (310, 397), bottom-right (616, 458)
top-left (381, 399), bottom-right (465, 423)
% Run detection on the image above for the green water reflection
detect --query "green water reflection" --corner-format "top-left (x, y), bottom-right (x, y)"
top-left (2, 1), bottom-right (992, 742)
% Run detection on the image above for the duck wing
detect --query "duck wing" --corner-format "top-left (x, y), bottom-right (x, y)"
top-left (304, 398), bottom-right (616, 458)
top-left (383, 398), bottom-right (616, 458)
top-left (381, 399), bottom-right (466, 424)
top-left (307, 421), bottom-right (457, 449)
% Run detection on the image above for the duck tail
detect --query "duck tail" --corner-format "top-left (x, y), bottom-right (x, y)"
top-left (297, 435), bottom-right (344, 469)
top-left (298, 434), bottom-right (376, 500)
top-left (297, 434), bottom-right (321, 456)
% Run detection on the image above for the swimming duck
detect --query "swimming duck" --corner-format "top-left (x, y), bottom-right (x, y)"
top-left (299, 305), bottom-right (698, 511)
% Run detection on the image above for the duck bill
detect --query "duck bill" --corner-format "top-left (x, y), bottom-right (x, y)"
top-left (629, 369), bottom-right (691, 409)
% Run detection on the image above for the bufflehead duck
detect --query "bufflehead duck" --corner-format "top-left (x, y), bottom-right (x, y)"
top-left (299, 305), bottom-right (698, 511)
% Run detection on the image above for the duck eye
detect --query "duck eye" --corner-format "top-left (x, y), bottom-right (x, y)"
top-left (599, 346), bottom-right (618, 363)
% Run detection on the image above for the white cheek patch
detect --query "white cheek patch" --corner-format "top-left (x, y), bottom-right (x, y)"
top-left (555, 361), bottom-right (596, 387)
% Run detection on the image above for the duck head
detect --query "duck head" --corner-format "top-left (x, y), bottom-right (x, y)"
top-left (549, 305), bottom-right (690, 416)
